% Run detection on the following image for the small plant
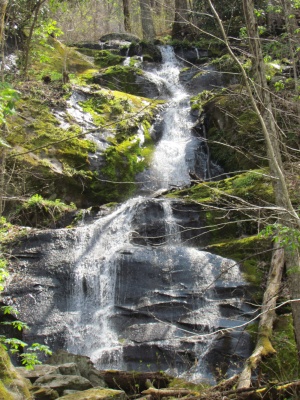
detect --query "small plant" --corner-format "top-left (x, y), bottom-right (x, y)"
top-left (0, 257), bottom-right (52, 369)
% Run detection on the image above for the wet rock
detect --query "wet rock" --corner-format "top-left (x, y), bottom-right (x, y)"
top-left (128, 43), bottom-right (162, 62)
top-left (174, 46), bottom-right (209, 64)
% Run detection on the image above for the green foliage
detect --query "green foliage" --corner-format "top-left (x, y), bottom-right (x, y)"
top-left (0, 84), bottom-right (20, 128)
top-left (260, 223), bottom-right (300, 252)
top-left (0, 258), bottom-right (8, 292)
top-left (0, 256), bottom-right (52, 370)
top-left (210, 54), bottom-right (240, 73)
top-left (12, 194), bottom-right (76, 228)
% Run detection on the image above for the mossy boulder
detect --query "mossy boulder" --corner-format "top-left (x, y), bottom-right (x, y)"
top-left (75, 48), bottom-right (125, 68)
top-left (0, 345), bottom-right (32, 400)
top-left (92, 65), bottom-right (160, 98)
top-left (30, 37), bottom-right (95, 81)
top-left (128, 42), bottom-right (162, 62)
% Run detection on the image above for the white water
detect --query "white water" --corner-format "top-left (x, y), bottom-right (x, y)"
top-left (67, 197), bottom-right (145, 368)
top-left (144, 46), bottom-right (194, 190)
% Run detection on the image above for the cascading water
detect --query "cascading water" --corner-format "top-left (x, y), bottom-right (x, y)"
top-left (64, 46), bottom-right (252, 381)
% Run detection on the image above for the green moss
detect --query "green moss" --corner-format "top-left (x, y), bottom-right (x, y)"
top-left (30, 37), bottom-right (95, 80)
top-left (261, 315), bottom-right (299, 382)
top-left (94, 65), bottom-right (147, 96)
top-left (167, 170), bottom-right (274, 205)
top-left (210, 54), bottom-right (241, 73)
top-left (205, 235), bottom-right (270, 288)
top-left (11, 194), bottom-right (76, 228)
top-left (0, 345), bottom-right (31, 400)
top-left (168, 377), bottom-right (209, 392)
top-left (78, 49), bottom-right (125, 68)
top-left (203, 86), bottom-right (267, 171)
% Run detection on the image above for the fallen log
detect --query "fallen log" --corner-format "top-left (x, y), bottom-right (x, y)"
top-left (98, 370), bottom-right (171, 395)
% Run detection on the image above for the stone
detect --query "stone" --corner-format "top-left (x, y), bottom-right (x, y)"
top-left (128, 43), bottom-right (162, 62)
top-left (92, 68), bottom-right (160, 98)
top-left (30, 386), bottom-right (59, 400)
top-left (57, 363), bottom-right (81, 376)
top-left (58, 388), bottom-right (126, 400)
top-left (16, 365), bottom-right (58, 383)
top-left (100, 33), bottom-right (140, 43)
top-left (174, 46), bottom-right (209, 64)
top-left (48, 351), bottom-right (106, 388)
top-left (34, 375), bottom-right (92, 395)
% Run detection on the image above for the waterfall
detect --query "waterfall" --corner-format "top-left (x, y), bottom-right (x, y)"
top-left (64, 46), bottom-right (252, 381)
top-left (143, 46), bottom-right (199, 190)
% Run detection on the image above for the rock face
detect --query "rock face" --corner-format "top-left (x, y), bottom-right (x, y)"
top-left (3, 198), bottom-right (253, 382)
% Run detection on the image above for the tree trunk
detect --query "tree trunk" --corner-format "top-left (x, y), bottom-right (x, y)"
top-left (172, 0), bottom-right (189, 38)
top-left (238, 241), bottom-right (284, 388)
top-left (208, 0), bottom-right (300, 385)
top-left (0, 0), bottom-right (8, 81)
top-left (23, 0), bottom-right (46, 76)
top-left (242, 0), bottom-right (300, 363)
top-left (281, 0), bottom-right (299, 96)
top-left (122, 0), bottom-right (131, 32)
top-left (139, 0), bottom-right (155, 41)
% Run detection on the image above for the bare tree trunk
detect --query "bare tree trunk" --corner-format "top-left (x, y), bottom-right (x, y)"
top-left (23, 0), bottom-right (46, 76)
top-left (241, 1), bottom-right (300, 364)
top-left (122, 0), bottom-right (131, 32)
top-left (172, 0), bottom-right (189, 38)
top-left (281, 0), bottom-right (299, 97)
top-left (139, 0), bottom-right (155, 41)
top-left (0, 0), bottom-right (8, 81)
top-left (208, 0), bottom-right (300, 386)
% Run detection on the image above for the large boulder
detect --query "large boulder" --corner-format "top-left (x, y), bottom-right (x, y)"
top-left (92, 66), bottom-right (160, 98)
top-left (34, 374), bottom-right (92, 396)
top-left (128, 43), bottom-right (162, 62)
top-left (47, 351), bottom-right (106, 387)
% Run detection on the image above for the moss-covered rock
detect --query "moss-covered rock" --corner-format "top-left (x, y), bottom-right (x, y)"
top-left (92, 66), bottom-right (160, 98)
top-left (0, 345), bottom-right (32, 400)
top-left (30, 37), bottom-right (96, 82)
top-left (128, 42), bottom-right (162, 62)
top-left (75, 48), bottom-right (125, 68)
top-left (203, 86), bottom-right (266, 172)
top-left (167, 169), bottom-right (274, 205)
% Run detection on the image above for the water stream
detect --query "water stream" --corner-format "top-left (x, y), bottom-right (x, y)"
top-left (65, 46), bottom-right (251, 381)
